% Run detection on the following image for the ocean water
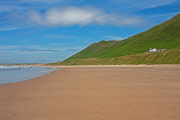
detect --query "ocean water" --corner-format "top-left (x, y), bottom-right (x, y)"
top-left (0, 66), bottom-right (59, 84)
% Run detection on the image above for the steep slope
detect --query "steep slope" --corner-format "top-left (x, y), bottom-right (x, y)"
top-left (49, 14), bottom-right (180, 65)
top-left (56, 49), bottom-right (180, 65)
top-left (66, 13), bottom-right (180, 61)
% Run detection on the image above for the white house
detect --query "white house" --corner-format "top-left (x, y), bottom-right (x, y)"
top-left (149, 48), bottom-right (158, 52)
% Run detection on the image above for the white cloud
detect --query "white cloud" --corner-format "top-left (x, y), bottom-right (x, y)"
top-left (0, 5), bottom-right (26, 12)
top-left (0, 27), bottom-right (18, 31)
top-left (20, 0), bottom-right (64, 4)
top-left (20, 0), bottom-right (90, 4)
top-left (28, 7), bottom-right (102, 26)
top-left (46, 35), bottom-right (76, 39)
top-left (147, 12), bottom-right (180, 18)
top-left (103, 36), bottom-right (123, 40)
top-left (111, 0), bottom-right (176, 12)
top-left (0, 46), bottom-right (20, 50)
top-left (27, 6), bottom-right (144, 27)
top-left (0, 45), bottom-right (83, 55)
top-left (144, 0), bottom-right (175, 8)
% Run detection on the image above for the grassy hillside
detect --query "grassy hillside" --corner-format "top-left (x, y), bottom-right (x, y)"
top-left (53, 49), bottom-right (180, 65)
top-left (50, 14), bottom-right (180, 65)
top-left (66, 13), bottom-right (180, 60)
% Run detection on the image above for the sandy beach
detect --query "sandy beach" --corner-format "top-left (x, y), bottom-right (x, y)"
top-left (0, 65), bottom-right (180, 120)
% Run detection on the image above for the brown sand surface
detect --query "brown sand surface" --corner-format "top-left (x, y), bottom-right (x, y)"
top-left (0, 65), bottom-right (180, 120)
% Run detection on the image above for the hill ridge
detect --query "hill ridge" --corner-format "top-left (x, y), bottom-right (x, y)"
top-left (53, 13), bottom-right (180, 65)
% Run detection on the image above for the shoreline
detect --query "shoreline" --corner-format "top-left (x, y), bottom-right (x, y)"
top-left (22, 64), bottom-right (180, 68)
top-left (0, 65), bottom-right (180, 120)
top-left (1, 64), bottom-right (180, 85)
top-left (0, 66), bottom-right (59, 85)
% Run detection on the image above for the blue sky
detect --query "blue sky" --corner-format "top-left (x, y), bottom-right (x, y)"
top-left (0, 0), bottom-right (179, 63)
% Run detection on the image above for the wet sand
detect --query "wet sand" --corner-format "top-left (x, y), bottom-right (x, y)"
top-left (0, 65), bottom-right (180, 120)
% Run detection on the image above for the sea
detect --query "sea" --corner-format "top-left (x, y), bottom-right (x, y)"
top-left (0, 66), bottom-right (59, 84)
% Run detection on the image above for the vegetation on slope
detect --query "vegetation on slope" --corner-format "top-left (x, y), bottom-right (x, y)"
top-left (66, 13), bottom-right (180, 61)
top-left (49, 14), bottom-right (180, 65)
top-left (54, 49), bottom-right (180, 65)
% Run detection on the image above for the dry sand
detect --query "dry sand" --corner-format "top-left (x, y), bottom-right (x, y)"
top-left (0, 65), bottom-right (180, 120)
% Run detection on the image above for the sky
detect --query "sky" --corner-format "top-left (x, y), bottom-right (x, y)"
top-left (0, 0), bottom-right (179, 63)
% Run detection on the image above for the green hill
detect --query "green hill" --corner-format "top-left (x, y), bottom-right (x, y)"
top-left (52, 14), bottom-right (180, 65)
top-left (56, 49), bottom-right (180, 65)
